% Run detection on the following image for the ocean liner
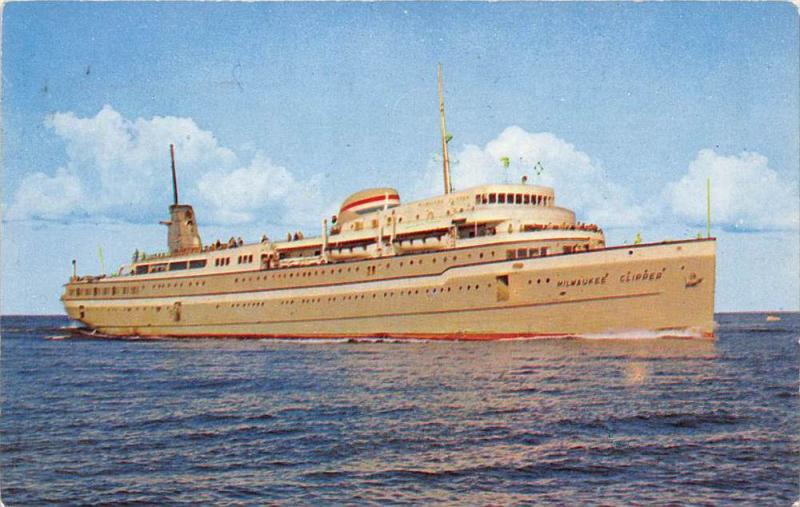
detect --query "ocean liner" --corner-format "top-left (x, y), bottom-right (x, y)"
top-left (61, 68), bottom-right (716, 339)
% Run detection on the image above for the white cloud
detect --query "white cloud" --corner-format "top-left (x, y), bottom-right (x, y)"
top-left (6, 105), bottom-right (323, 228)
top-left (11, 110), bottom-right (796, 239)
top-left (664, 149), bottom-right (799, 232)
top-left (5, 168), bottom-right (85, 221)
top-left (196, 153), bottom-right (296, 224)
top-left (413, 126), bottom-right (646, 227)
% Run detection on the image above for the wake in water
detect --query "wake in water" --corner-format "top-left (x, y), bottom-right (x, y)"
top-left (45, 335), bottom-right (71, 341)
top-left (46, 330), bottom-right (709, 343)
top-left (572, 328), bottom-right (708, 340)
top-left (259, 337), bottom-right (433, 344)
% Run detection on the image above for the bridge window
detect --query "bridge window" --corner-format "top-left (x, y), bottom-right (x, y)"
top-left (169, 261), bottom-right (188, 271)
top-left (524, 194), bottom-right (530, 204)
top-left (498, 194), bottom-right (505, 204)
top-left (515, 194), bottom-right (522, 204)
top-left (189, 259), bottom-right (207, 269)
top-left (489, 193), bottom-right (496, 203)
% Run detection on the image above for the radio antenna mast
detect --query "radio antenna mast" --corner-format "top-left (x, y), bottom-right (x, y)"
top-left (437, 64), bottom-right (452, 195)
top-left (170, 144), bottom-right (179, 205)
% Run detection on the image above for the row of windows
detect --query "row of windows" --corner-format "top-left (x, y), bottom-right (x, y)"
top-left (73, 286), bottom-right (140, 297)
top-left (72, 245), bottom-right (578, 297)
top-left (70, 280), bottom-right (208, 297)
top-left (279, 284), bottom-right (488, 305)
top-left (69, 248), bottom-right (517, 297)
top-left (476, 193), bottom-right (551, 206)
top-left (506, 243), bottom-right (593, 260)
top-left (244, 250), bottom-right (498, 281)
top-left (238, 254), bottom-right (254, 264)
top-left (346, 192), bottom-right (553, 232)
top-left (215, 257), bottom-right (231, 267)
top-left (76, 273), bottom-right (593, 315)
top-left (135, 259), bottom-right (207, 275)
top-left (507, 247), bottom-right (549, 260)
top-left (350, 205), bottom-right (490, 230)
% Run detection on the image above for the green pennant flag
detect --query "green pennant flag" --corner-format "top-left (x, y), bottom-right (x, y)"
top-left (98, 246), bottom-right (106, 274)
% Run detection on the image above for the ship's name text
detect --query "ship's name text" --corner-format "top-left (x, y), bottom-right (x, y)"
top-left (557, 273), bottom-right (609, 288)
top-left (619, 268), bottom-right (665, 283)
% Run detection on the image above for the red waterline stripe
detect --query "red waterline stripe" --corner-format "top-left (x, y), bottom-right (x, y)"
top-left (76, 329), bottom-right (714, 341)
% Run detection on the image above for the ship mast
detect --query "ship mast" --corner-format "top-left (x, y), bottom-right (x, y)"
top-left (437, 64), bottom-right (452, 195)
top-left (170, 144), bottom-right (179, 205)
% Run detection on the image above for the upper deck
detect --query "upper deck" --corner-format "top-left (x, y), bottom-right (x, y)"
top-left (67, 183), bottom-right (603, 285)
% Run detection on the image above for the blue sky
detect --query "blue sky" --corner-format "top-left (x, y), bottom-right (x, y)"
top-left (2, 2), bottom-right (798, 314)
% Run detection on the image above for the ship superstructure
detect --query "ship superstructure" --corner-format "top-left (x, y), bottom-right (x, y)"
top-left (61, 68), bottom-right (716, 339)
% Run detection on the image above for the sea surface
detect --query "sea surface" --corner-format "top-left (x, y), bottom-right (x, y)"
top-left (1, 313), bottom-right (798, 506)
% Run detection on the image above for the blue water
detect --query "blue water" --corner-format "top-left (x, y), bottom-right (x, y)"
top-left (1, 313), bottom-right (798, 505)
